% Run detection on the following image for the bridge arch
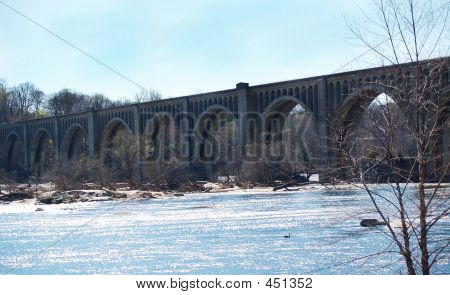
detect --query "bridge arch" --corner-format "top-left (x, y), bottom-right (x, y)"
top-left (31, 128), bottom-right (55, 176)
top-left (259, 95), bottom-right (319, 167)
top-left (334, 84), bottom-right (405, 132)
top-left (143, 112), bottom-right (179, 161)
top-left (2, 132), bottom-right (25, 173)
top-left (100, 118), bottom-right (132, 165)
top-left (194, 105), bottom-right (240, 177)
top-left (261, 95), bottom-right (316, 142)
top-left (333, 85), bottom-right (414, 178)
top-left (60, 124), bottom-right (88, 161)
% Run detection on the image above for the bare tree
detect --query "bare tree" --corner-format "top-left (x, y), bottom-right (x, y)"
top-left (241, 106), bottom-right (320, 184)
top-left (210, 115), bottom-right (241, 181)
top-left (241, 132), bottom-right (296, 184)
top-left (0, 79), bottom-right (9, 123)
top-left (141, 117), bottom-right (188, 189)
top-left (282, 108), bottom-right (320, 181)
top-left (45, 160), bottom-right (91, 191)
top-left (337, 0), bottom-right (450, 274)
top-left (47, 88), bottom-right (89, 116)
top-left (9, 82), bottom-right (44, 121)
top-left (88, 93), bottom-right (115, 109)
top-left (110, 130), bottom-right (140, 186)
top-left (134, 88), bottom-right (162, 103)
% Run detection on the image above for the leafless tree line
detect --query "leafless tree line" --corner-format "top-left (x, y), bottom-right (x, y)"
top-left (0, 79), bottom-right (161, 123)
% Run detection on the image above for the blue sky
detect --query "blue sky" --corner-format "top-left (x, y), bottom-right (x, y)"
top-left (0, 0), bottom-right (378, 100)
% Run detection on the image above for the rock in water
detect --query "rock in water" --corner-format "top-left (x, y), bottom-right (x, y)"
top-left (360, 219), bottom-right (387, 227)
top-left (35, 207), bottom-right (44, 212)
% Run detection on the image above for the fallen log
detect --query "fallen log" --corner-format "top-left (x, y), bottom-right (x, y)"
top-left (0, 192), bottom-right (34, 202)
top-left (283, 187), bottom-right (301, 191)
top-left (273, 181), bottom-right (323, 191)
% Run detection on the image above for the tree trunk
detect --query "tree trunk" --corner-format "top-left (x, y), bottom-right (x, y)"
top-left (415, 65), bottom-right (430, 275)
top-left (418, 156), bottom-right (430, 274)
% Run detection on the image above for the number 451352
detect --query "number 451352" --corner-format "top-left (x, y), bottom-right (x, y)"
top-left (265, 278), bottom-right (312, 289)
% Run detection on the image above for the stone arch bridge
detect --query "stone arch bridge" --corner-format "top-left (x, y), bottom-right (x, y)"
top-left (1, 59), bottom-right (449, 180)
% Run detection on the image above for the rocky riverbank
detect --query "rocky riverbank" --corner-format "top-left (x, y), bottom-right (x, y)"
top-left (0, 182), bottom-right (275, 206)
top-left (1, 181), bottom-right (447, 207)
top-left (0, 185), bottom-right (190, 206)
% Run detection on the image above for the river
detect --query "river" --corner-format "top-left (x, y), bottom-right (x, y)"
top-left (0, 188), bottom-right (448, 274)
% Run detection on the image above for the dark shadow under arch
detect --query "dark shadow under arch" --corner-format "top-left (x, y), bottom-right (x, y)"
top-left (2, 132), bottom-right (24, 172)
top-left (100, 118), bottom-right (132, 165)
top-left (60, 124), bottom-right (88, 161)
top-left (31, 128), bottom-right (55, 177)
top-left (143, 113), bottom-right (179, 161)
top-left (261, 95), bottom-right (316, 143)
top-left (334, 85), bottom-right (406, 133)
top-left (194, 106), bottom-right (240, 178)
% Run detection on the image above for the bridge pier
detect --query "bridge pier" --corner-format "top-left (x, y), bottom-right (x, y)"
top-left (236, 82), bottom-right (249, 154)
top-left (53, 118), bottom-right (60, 162)
top-left (87, 109), bottom-right (96, 159)
top-left (317, 78), bottom-right (331, 181)
top-left (22, 123), bottom-right (29, 172)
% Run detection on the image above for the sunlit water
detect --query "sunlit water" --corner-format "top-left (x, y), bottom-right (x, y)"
top-left (0, 189), bottom-right (448, 275)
